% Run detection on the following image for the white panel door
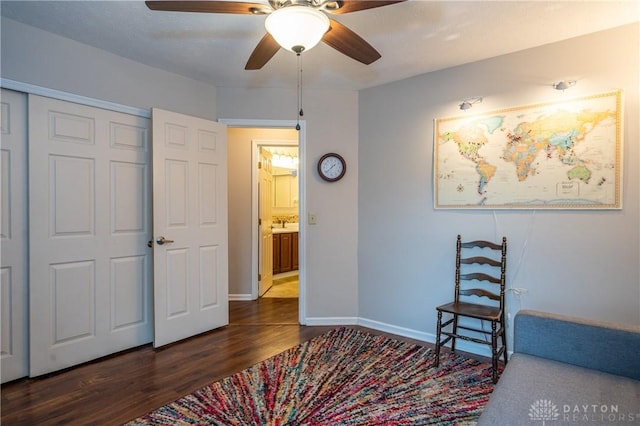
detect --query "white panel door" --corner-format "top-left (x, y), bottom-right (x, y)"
top-left (28, 95), bottom-right (152, 377)
top-left (1, 89), bottom-right (29, 382)
top-left (258, 148), bottom-right (273, 296)
top-left (151, 108), bottom-right (228, 348)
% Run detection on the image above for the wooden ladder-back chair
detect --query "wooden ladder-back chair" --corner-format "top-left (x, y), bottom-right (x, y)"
top-left (434, 234), bottom-right (508, 383)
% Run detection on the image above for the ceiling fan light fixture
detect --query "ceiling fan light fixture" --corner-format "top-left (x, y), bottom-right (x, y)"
top-left (265, 6), bottom-right (330, 53)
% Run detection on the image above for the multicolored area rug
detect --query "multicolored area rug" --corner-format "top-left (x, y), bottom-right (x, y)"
top-left (125, 328), bottom-right (497, 425)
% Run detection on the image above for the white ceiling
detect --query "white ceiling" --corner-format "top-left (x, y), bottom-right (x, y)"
top-left (2, 1), bottom-right (639, 91)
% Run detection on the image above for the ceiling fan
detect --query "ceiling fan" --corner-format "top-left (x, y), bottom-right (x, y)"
top-left (145, 0), bottom-right (407, 70)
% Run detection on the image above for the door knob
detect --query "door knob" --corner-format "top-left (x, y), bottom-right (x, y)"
top-left (156, 236), bottom-right (175, 245)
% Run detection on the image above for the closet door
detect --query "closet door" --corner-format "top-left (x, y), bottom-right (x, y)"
top-left (1, 89), bottom-right (29, 382)
top-left (28, 95), bottom-right (152, 376)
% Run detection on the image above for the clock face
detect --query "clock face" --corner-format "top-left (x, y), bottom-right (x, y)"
top-left (318, 153), bottom-right (346, 182)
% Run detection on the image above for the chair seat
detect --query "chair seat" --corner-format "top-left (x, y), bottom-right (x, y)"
top-left (436, 301), bottom-right (501, 321)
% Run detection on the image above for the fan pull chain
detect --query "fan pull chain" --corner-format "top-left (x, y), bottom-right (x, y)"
top-left (296, 52), bottom-right (303, 131)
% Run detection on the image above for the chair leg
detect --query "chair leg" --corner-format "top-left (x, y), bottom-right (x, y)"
top-left (500, 322), bottom-right (508, 365)
top-left (451, 315), bottom-right (458, 353)
top-left (434, 311), bottom-right (443, 367)
top-left (491, 321), bottom-right (498, 384)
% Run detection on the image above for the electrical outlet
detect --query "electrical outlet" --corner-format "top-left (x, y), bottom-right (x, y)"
top-left (308, 213), bottom-right (317, 225)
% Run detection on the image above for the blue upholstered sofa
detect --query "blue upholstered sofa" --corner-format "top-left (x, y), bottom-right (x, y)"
top-left (478, 310), bottom-right (640, 425)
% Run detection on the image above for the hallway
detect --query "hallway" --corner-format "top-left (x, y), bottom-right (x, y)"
top-left (229, 298), bottom-right (299, 325)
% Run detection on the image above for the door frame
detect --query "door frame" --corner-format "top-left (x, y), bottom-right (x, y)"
top-left (220, 119), bottom-right (306, 325)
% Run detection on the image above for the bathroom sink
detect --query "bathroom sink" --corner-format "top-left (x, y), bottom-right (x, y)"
top-left (272, 223), bottom-right (298, 233)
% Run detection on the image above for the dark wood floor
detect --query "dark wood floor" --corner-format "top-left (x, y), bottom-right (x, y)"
top-left (1, 299), bottom-right (331, 425)
top-left (1, 298), bottom-right (469, 425)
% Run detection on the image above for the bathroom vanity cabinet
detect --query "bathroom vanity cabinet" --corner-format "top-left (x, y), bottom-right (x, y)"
top-left (273, 231), bottom-right (298, 274)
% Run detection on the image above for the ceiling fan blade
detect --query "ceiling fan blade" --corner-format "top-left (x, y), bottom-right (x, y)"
top-left (145, 1), bottom-right (269, 14)
top-left (328, 0), bottom-right (406, 14)
top-left (322, 19), bottom-right (381, 65)
top-left (245, 33), bottom-right (281, 70)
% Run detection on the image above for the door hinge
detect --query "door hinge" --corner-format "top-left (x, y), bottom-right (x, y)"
top-left (258, 218), bottom-right (262, 226)
top-left (258, 273), bottom-right (262, 281)
top-left (258, 161), bottom-right (262, 169)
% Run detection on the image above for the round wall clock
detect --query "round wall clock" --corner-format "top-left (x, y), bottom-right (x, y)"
top-left (317, 153), bottom-right (346, 182)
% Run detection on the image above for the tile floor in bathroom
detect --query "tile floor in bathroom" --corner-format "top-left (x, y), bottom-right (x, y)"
top-left (262, 273), bottom-right (299, 298)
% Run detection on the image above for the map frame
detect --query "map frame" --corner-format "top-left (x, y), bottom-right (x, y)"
top-left (433, 90), bottom-right (623, 210)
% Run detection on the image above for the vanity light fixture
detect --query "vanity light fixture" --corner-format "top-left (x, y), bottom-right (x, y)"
top-left (459, 96), bottom-right (483, 111)
top-left (273, 152), bottom-right (299, 169)
top-left (552, 80), bottom-right (576, 91)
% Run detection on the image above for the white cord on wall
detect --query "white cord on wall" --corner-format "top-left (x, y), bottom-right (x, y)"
top-left (492, 209), bottom-right (536, 338)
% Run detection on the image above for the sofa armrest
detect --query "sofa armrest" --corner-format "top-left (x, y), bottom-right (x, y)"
top-left (513, 310), bottom-right (640, 380)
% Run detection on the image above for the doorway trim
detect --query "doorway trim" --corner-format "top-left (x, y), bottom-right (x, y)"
top-left (220, 119), bottom-right (306, 325)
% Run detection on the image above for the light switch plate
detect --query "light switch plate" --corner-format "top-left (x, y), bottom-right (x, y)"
top-left (308, 213), bottom-right (317, 225)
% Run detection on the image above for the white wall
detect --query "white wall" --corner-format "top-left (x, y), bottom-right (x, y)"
top-left (1, 18), bottom-right (217, 119)
top-left (218, 87), bottom-right (360, 321)
top-left (358, 24), bottom-right (640, 348)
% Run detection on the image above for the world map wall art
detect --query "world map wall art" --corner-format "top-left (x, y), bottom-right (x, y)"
top-left (434, 90), bottom-right (623, 209)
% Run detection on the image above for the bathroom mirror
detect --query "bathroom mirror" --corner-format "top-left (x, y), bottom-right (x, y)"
top-left (273, 170), bottom-right (298, 208)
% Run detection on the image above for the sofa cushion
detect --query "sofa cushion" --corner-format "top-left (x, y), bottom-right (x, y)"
top-left (478, 353), bottom-right (640, 426)
top-left (514, 310), bottom-right (640, 380)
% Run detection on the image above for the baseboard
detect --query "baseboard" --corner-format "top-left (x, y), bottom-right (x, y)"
top-left (229, 294), bottom-right (253, 301)
top-left (304, 316), bottom-right (359, 326)
top-left (357, 316), bottom-right (494, 359)
top-left (358, 317), bottom-right (433, 342)
top-left (227, 300), bottom-right (500, 359)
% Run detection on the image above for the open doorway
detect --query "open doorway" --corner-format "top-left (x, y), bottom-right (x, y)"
top-left (224, 120), bottom-right (307, 324)
top-left (260, 144), bottom-right (299, 299)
